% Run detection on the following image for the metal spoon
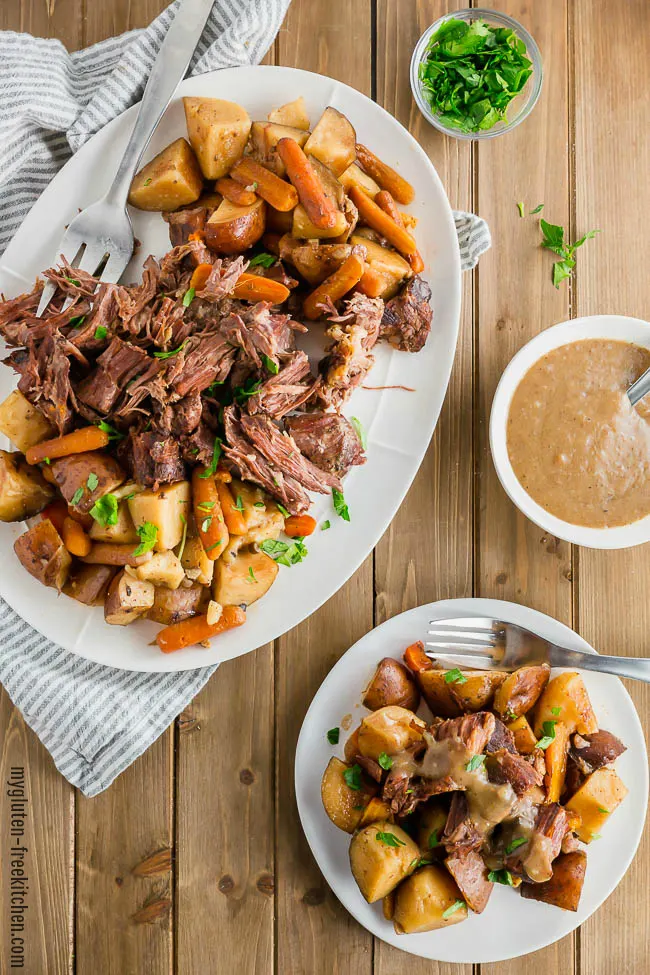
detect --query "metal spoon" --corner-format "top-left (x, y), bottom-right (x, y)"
top-left (627, 365), bottom-right (650, 406)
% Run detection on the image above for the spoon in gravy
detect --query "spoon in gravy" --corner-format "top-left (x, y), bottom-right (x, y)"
top-left (627, 362), bottom-right (650, 406)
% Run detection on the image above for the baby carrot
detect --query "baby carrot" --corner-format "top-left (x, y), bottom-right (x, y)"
top-left (189, 262), bottom-right (214, 291)
top-left (348, 186), bottom-right (417, 257)
top-left (284, 514), bottom-right (316, 538)
top-left (231, 157), bottom-right (299, 212)
top-left (215, 177), bottom-right (258, 207)
top-left (232, 273), bottom-right (290, 304)
top-left (355, 143), bottom-right (415, 204)
top-left (62, 516), bottom-right (92, 557)
top-left (156, 605), bottom-right (246, 653)
top-left (216, 480), bottom-right (247, 535)
top-left (276, 138), bottom-right (338, 228)
top-left (403, 640), bottom-right (433, 673)
top-left (375, 190), bottom-right (424, 274)
top-left (26, 426), bottom-right (110, 466)
top-left (303, 253), bottom-right (365, 320)
top-left (191, 466), bottom-right (229, 561)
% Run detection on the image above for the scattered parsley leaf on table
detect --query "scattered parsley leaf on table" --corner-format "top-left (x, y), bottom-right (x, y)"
top-left (539, 218), bottom-right (600, 288)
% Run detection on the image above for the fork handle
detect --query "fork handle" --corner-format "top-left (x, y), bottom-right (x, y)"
top-left (548, 645), bottom-right (650, 683)
top-left (104, 0), bottom-right (215, 207)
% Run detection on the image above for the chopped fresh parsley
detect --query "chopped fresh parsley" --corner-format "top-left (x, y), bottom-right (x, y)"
top-left (530, 203), bottom-right (544, 214)
top-left (327, 727), bottom-right (340, 745)
top-left (505, 836), bottom-right (527, 855)
top-left (205, 380), bottom-right (224, 396)
top-left (536, 720), bottom-right (557, 750)
top-left (376, 831), bottom-right (406, 848)
top-left (153, 340), bottom-right (188, 360)
top-left (377, 752), bottom-right (393, 771)
top-left (428, 829), bottom-right (440, 849)
top-left (248, 252), bottom-right (276, 268)
top-left (198, 437), bottom-right (223, 479)
top-left (234, 377), bottom-right (262, 404)
top-left (182, 287), bottom-right (195, 307)
top-left (444, 668), bottom-right (467, 685)
top-left (540, 218), bottom-right (600, 288)
top-left (550, 706), bottom-right (561, 716)
top-left (204, 541), bottom-right (224, 554)
top-left (64, 275), bottom-right (81, 287)
top-left (465, 754), bottom-right (486, 773)
top-left (517, 201), bottom-right (525, 218)
top-left (44, 457), bottom-right (50, 465)
top-left (591, 833), bottom-right (602, 840)
top-left (343, 764), bottom-right (362, 791)
top-left (253, 501), bottom-right (265, 509)
top-left (260, 537), bottom-right (308, 567)
top-left (276, 502), bottom-right (290, 518)
top-left (233, 495), bottom-right (244, 512)
top-left (248, 565), bottom-right (258, 584)
top-left (69, 315), bottom-right (86, 328)
top-left (597, 806), bottom-right (609, 815)
top-left (488, 869), bottom-right (514, 886)
top-left (332, 488), bottom-right (350, 522)
top-left (201, 517), bottom-right (212, 533)
top-left (350, 416), bottom-right (367, 450)
top-left (441, 899), bottom-right (466, 919)
top-left (177, 513), bottom-right (188, 563)
top-left (133, 521), bottom-right (158, 557)
top-left (89, 493), bottom-right (119, 527)
top-left (197, 501), bottom-right (215, 512)
top-left (94, 325), bottom-right (108, 340)
top-left (86, 472), bottom-right (99, 492)
top-left (321, 520), bottom-right (331, 531)
top-left (143, 177), bottom-right (152, 186)
top-left (410, 857), bottom-right (431, 870)
top-left (260, 353), bottom-right (279, 375)
top-left (70, 487), bottom-right (84, 507)
top-left (418, 18), bottom-right (533, 134)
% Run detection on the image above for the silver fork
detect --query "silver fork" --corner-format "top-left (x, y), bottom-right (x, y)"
top-left (37, 0), bottom-right (215, 316)
top-left (427, 617), bottom-right (650, 683)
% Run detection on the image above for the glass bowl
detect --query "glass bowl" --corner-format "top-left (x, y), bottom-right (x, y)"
top-left (410, 8), bottom-right (543, 140)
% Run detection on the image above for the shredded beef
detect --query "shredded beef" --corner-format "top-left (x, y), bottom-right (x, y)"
top-left (128, 432), bottom-right (186, 487)
top-left (247, 351), bottom-right (318, 419)
top-left (239, 413), bottom-right (342, 494)
top-left (15, 334), bottom-right (77, 434)
top-left (75, 336), bottom-right (152, 414)
top-left (445, 849), bottom-right (494, 913)
top-left (568, 729), bottom-right (626, 775)
top-left (284, 411), bottom-right (366, 476)
top-left (380, 275), bottom-right (432, 352)
top-left (316, 293), bottom-right (383, 409)
top-left (166, 332), bottom-right (236, 400)
top-left (435, 712), bottom-right (496, 755)
top-left (195, 257), bottom-right (246, 301)
top-left (485, 749), bottom-right (543, 796)
top-left (486, 717), bottom-right (517, 755)
top-left (443, 793), bottom-right (484, 854)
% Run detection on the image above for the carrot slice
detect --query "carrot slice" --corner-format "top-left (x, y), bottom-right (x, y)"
top-left (357, 266), bottom-right (385, 298)
top-left (355, 143), bottom-right (415, 204)
top-left (275, 138), bottom-right (338, 228)
top-left (232, 273), bottom-right (290, 304)
top-left (26, 426), bottom-right (110, 466)
top-left (375, 190), bottom-right (424, 273)
top-left (403, 640), bottom-right (433, 673)
top-left (62, 516), bottom-right (92, 557)
top-left (41, 500), bottom-right (68, 536)
top-left (348, 186), bottom-right (417, 257)
top-left (191, 466), bottom-right (229, 561)
top-left (284, 514), bottom-right (316, 538)
top-left (231, 157), bottom-right (299, 212)
top-left (189, 262), bottom-right (214, 291)
top-left (216, 480), bottom-right (247, 535)
top-left (215, 177), bottom-right (258, 207)
top-left (303, 253), bottom-right (364, 320)
top-left (156, 605), bottom-right (246, 653)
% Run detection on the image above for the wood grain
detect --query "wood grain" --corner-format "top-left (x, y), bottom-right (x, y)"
top-left (476, 2), bottom-right (575, 974)
top-left (374, 2), bottom-right (472, 971)
top-left (274, 9), bottom-right (373, 975)
top-left (572, 2), bottom-right (650, 973)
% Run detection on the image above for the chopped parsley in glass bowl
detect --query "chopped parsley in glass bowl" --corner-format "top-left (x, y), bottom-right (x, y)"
top-left (410, 8), bottom-right (542, 140)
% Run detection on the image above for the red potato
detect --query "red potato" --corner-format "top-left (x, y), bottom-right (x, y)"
top-left (14, 519), bottom-right (71, 590)
top-left (521, 851), bottom-right (587, 912)
top-left (204, 197), bottom-right (266, 254)
top-left (50, 452), bottom-right (125, 513)
top-left (63, 564), bottom-right (116, 605)
top-left (362, 657), bottom-right (420, 711)
top-left (104, 570), bottom-right (155, 626)
top-left (80, 543), bottom-right (153, 567)
top-left (147, 584), bottom-right (204, 625)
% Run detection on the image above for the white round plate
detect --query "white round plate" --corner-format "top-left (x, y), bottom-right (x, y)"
top-left (0, 66), bottom-right (461, 671)
top-left (295, 597), bottom-right (648, 964)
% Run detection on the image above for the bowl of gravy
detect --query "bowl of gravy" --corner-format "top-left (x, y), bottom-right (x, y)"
top-left (490, 315), bottom-right (650, 548)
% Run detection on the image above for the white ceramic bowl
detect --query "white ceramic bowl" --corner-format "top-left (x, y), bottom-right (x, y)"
top-left (490, 314), bottom-right (650, 549)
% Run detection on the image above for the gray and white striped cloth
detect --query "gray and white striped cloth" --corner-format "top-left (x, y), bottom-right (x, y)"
top-left (0, 0), bottom-right (490, 797)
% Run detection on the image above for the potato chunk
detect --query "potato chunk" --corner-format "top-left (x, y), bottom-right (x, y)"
top-left (104, 570), bottom-right (154, 625)
top-left (534, 672), bottom-right (598, 737)
top-left (63, 564), bottom-right (116, 606)
top-left (0, 390), bottom-right (55, 452)
top-left (338, 163), bottom-right (380, 199)
top-left (89, 502), bottom-right (138, 544)
top-left (268, 96), bottom-right (310, 130)
top-left (0, 450), bottom-right (54, 522)
top-left (204, 196), bottom-right (266, 254)
top-left (51, 452), bottom-right (125, 513)
top-left (147, 583), bottom-right (203, 625)
top-left (292, 203), bottom-right (348, 240)
top-left (279, 236), bottom-right (351, 285)
top-left (127, 480), bottom-right (190, 552)
top-left (544, 721), bottom-right (571, 802)
top-left (393, 864), bottom-right (467, 933)
top-left (493, 664), bottom-right (550, 719)
top-left (128, 137), bottom-right (204, 211)
top-left (415, 666), bottom-right (505, 718)
top-left (350, 235), bottom-right (411, 300)
top-left (179, 534), bottom-right (214, 586)
top-left (521, 851), bottom-right (587, 911)
top-left (349, 822), bottom-right (419, 903)
top-left (415, 800), bottom-right (448, 854)
top-left (183, 97), bottom-right (251, 179)
top-left (357, 705), bottom-right (425, 761)
top-left (14, 519), bottom-right (71, 590)
top-left (363, 657), bottom-right (420, 712)
top-left (565, 767), bottom-right (628, 842)
top-left (507, 714), bottom-right (538, 754)
top-left (304, 107), bottom-right (356, 176)
top-left (321, 757), bottom-right (375, 833)
top-left (135, 551), bottom-right (185, 590)
top-left (213, 547), bottom-right (278, 607)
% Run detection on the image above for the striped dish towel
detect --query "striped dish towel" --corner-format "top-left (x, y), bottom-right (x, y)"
top-left (0, 0), bottom-right (490, 798)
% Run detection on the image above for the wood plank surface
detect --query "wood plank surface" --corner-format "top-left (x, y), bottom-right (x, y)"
top-left (274, 7), bottom-right (375, 975)
top-left (572, 2), bottom-right (650, 973)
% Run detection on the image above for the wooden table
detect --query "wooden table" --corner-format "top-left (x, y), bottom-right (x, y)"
top-left (1, 1), bottom-right (648, 972)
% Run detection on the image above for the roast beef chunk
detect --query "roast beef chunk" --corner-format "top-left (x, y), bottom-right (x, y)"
top-left (163, 205), bottom-right (208, 247)
top-left (569, 729), bottom-right (626, 775)
top-left (247, 351), bottom-right (318, 419)
top-left (443, 792), bottom-right (484, 854)
top-left (129, 432), bottom-right (185, 487)
top-left (239, 413), bottom-right (342, 495)
top-left (316, 293), bottom-right (383, 409)
top-left (170, 392), bottom-right (202, 437)
top-left (445, 849), bottom-right (494, 913)
top-left (435, 712), bottom-right (496, 756)
top-left (181, 420), bottom-right (218, 466)
top-left (561, 830), bottom-right (581, 855)
top-left (115, 256), bottom-right (161, 322)
top-left (285, 411), bottom-right (366, 477)
top-left (17, 334), bottom-right (76, 434)
top-left (75, 337), bottom-right (151, 414)
top-left (485, 749), bottom-right (543, 796)
top-left (380, 275), bottom-right (432, 353)
top-left (0, 286), bottom-right (41, 337)
top-left (486, 717), bottom-right (517, 755)
top-left (517, 803), bottom-right (568, 883)
top-left (562, 757), bottom-right (585, 803)
top-left (355, 755), bottom-right (384, 783)
top-left (166, 332), bottom-right (236, 400)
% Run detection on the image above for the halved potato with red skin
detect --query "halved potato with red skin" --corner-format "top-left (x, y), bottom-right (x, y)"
top-left (521, 851), bottom-right (587, 911)
top-left (493, 665), bottom-right (550, 719)
top-left (147, 583), bottom-right (204, 625)
top-left (204, 197), bottom-right (266, 254)
top-left (362, 657), bottom-right (420, 712)
top-left (14, 519), bottom-right (71, 590)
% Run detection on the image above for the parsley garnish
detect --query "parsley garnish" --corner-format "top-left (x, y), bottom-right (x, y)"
top-left (197, 501), bottom-right (215, 512)
top-left (182, 287), bottom-right (195, 307)
top-left (488, 869), bottom-right (514, 886)
top-left (550, 706), bottom-right (561, 716)
top-left (86, 473), bottom-right (99, 492)
top-left (177, 513), bottom-right (188, 563)
top-left (465, 754), bottom-right (486, 772)
top-left (69, 315), bottom-right (86, 328)
top-left (143, 177), bottom-right (152, 186)
top-left (428, 830), bottom-right (440, 849)
top-left (248, 565), bottom-right (257, 584)
top-left (248, 252), bottom-right (276, 268)
top-left (133, 521), bottom-right (158, 556)
top-left (98, 419), bottom-right (124, 441)
top-left (233, 495), bottom-right (244, 512)
top-left (597, 806), bottom-right (609, 815)
top-left (591, 833), bottom-right (602, 840)
top-left (410, 857), bottom-right (431, 870)
top-left (260, 353), bottom-right (279, 375)
top-left (201, 517), bottom-right (212, 533)
top-left (444, 668), bottom-right (467, 685)
top-left (536, 720), bottom-right (557, 750)
top-left (343, 764), bottom-right (362, 791)
top-left (377, 752), bottom-right (393, 771)
top-left (198, 437), bottom-right (223, 479)
top-left (234, 378), bottom-right (262, 404)
top-left (260, 537), bottom-right (308, 567)
top-left (94, 325), bottom-right (108, 340)
top-left (153, 340), bottom-right (188, 360)
top-left (441, 900), bottom-right (466, 918)
top-left (332, 488), bottom-right (350, 522)
top-left (517, 201), bottom-right (525, 218)
top-left (540, 218), bottom-right (600, 289)
top-left (90, 493), bottom-right (119, 527)
top-left (205, 380), bottom-right (224, 396)
top-left (70, 487), bottom-right (84, 506)
top-left (376, 831), bottom-right (406, 848)
top-left (530, 203), bottom-right (544, 214)
top-left (321, 520), bottom-right (331, 531)
top-left (276, 502), bottom-right (290, 518)
top-left (350, 416), bottom-right (367, 449)
top-left (44, 457), bottom-right (50, 465)
top-left (253, 501), bottom-right (265, 508)
top-left (204, 541), bottom-right (224, 553)
top-left (327, 727), bottom-right (340, 745)
top-left (64, 276), bottom-right (81, 286)
top-left (505, 836), bottom-right (527, 855)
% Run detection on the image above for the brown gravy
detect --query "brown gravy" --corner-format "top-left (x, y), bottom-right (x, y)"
top-left (507, 339), bottom-right (650, 528)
